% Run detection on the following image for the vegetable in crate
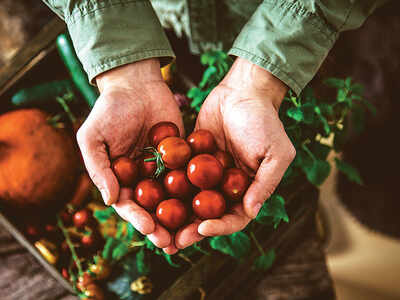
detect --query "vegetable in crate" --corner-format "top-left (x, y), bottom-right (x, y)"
top-left (0, 109), bottom-right (80, 209)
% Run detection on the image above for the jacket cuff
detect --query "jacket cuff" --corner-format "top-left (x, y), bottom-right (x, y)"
top-left (228, 0), bottom-right (337, 95)
top-left (65, 0), bottom-right (175, 83)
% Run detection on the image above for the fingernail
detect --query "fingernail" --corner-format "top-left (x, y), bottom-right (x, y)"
top-left (252, 203), bottom-right (262, 218)
top-left (100, 189), bottom-right (110, 205)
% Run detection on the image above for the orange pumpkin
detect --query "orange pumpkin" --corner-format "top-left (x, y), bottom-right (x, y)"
top-left (0, 109), bottom-right (80, 210)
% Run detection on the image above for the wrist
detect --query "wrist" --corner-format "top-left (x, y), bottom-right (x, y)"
top-left (96, 58), bottom-right (163, 93)
top-left (222, 57), bottom-right (288, 110)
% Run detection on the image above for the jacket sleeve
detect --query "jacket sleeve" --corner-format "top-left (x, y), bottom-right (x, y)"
top-left (42, 0), bottom-right (175, 83)
top-left (228, 0), bottom-right (387, 95)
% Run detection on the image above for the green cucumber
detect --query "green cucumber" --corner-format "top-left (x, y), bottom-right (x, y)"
top-left (11, 79), bottom-right (75, 106)
top-left (56, 33), bottom-right (98, 108)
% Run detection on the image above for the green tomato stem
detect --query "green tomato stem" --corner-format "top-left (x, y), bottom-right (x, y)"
top-left (250, 231), bottom-right (265, 256)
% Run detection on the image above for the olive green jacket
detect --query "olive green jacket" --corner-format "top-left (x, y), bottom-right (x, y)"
top-left (42, 0), bottom-right (387, 95)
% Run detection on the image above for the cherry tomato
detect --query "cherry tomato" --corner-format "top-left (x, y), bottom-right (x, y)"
top-left (61, 268), bottom-right (69, 280)
top-left (77, 272), bottom-right (94, 292)
top-left (81, 233), bottom-right (97, 248)
top-left (192, 190), bottom-right (226, 219)
top-left (90, 259), bottom-right (112, 280)
top-left (214, 150), bottom-right (234, 169)
top-left (137, 153), bottom-right (157, 178)
top-left (135, 179), bottom-right (165, 211)
top-left (221, 168), bottom-right (250, 201)
top-left (158, 137), bottom-right (191, 169)
top-left (25, 224), bottom-right (43, 240)
top-left (84, 283), bottom-right (105, 300)
top-left (148, 121), bottom-right (180, 147)
top-left (73, 209), bottom-right (92, 228)
top-left (186, 129), bottom-right (216, 154)
top-left (163, 169), bottom-right (193, 198)
top-left (112, 157), bottom-right (139, 186)
top-left (187, 154), bottom-right (223, 189)
top-left (156, 199), bottom-right (187, 230)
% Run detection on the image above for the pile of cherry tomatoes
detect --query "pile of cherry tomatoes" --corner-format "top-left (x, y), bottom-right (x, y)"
top-left (112, 122), bottom-right (251, 231)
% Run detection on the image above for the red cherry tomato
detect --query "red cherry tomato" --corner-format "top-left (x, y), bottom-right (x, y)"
top-left (61, 268), bottom-right (69, 280)
top-left (156, 199), bottom-right (187, 230)
top-left (77, 272), bottom-right (94, 291)
top-left (112, 157), bottom-right (139, 186)
top-left (164, 169), bottom-right (193, 198)
top-left (135, 179), bottom-right (165, 211)
top-left (214, 150), bottom-right (234, 169)
top-left (221, 168), bottom-right (250, 201)
top-left (25, 224), bottom-right (43, 240)
top-left (73, 209), bottom-right (92, 228)
top-left (192, 190), bottom-right (226, 219)
top-left (158, 137), bottom-right (191, 169)
top-left (187, 154), bottom-right (223, 189)
top-left (81, 234), bottom-right (96, 247)
top-left (137, 153), bottom-right (157, 178)
top-left (148, 121), bottom-right (180, 147)
top-left (186, 129), bottom-right (216, 154)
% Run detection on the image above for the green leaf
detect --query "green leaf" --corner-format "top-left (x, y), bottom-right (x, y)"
top-left (144, 237), bottom-right (156, 251)
top-left (209, 232), bottom-right (251, 259)
top-left (319, 103), bottom-right (334, 117)
top-left (255, 195), bottom-right (289, 229)
top-left (287, 107), bottom-right (304, 122)
top-left (337, 88), bottom-right (348, 103)
top-left (351, 104), bottom-right (365, 135)
top-left (199, 66), bottom-right (217, 88)
top-left (345, 77), bottom-right (352, 87)
top-left (334, 158), bottom-right (363, 185)
top-left (303, 159), bottom-right (331, 186)
top-left (93, 207), bottom-right (115, 223)
top-left (126, 223), bottom-right (137, 241)
top-left (310, 142), bottom-right (331, 161)
top-left (162, 253), bottom-right (180, 268)
top-left (362, 99), bottom-right (377, 116)
top-left (253, 249), bottom-right (276, 271)
top-left (324, 78), bottom-right (344, 88)
top-left (112, 243), bottom-right (129, 260)
top-left (102, 237), bottom-right (119, 260)
top-left (351, 83), bottom-right (364, 94)
top-left (316, 110), bottom-right (331, 135)
top-left (136, 248), bottom-right (150, 275)
top-left (301, 103), bottom-right (316, 124)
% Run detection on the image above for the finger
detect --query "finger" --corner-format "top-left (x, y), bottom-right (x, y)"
top-left (112, 189), bottom-right (155, 234)
top-left (198, 204), bottom-right (251, 236)
top-left (163, 236), bottom-right (179, 255)
top-left (243, 152), bottom-right (293, 219)
top-left (175, 221), bottom-right (204, 249)
top-left (163, 245), bottom-right (179, 255)
top-left (77, 127), bottom-right (119, 205)
top-left (147, 222), bottom-right (172, 248)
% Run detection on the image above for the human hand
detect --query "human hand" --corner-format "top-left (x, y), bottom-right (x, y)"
top-left (174, 57), bottom-right (296, 251)
top-left (76, 59), bottom-right (183, 250)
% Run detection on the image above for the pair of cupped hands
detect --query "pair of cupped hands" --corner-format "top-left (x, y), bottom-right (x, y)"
top-left (77, 57), bottom-right (296, 254)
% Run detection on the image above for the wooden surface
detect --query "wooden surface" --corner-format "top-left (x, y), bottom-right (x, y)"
top-left (0, 17), bottom-right (65, 97)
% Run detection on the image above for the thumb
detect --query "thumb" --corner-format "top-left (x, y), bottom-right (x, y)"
top-left (77, 128), bottom-right (119, 205)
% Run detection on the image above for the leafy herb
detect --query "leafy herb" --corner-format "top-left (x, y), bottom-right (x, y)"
top-left (252, 249), bottom-right (275, 271)
top-left (209, 232), bottom-right (251, 259)
top-left (334, 157), bottom-right (363, 185)
top-left (256, 195), bottom-right (289, 229)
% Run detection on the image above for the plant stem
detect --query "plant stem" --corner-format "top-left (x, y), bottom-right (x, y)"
top-left (57, 216), bottom-right (83, 275)
top-left (56, 96), bottom-right (77, 123)
top-left (250, 231), bottom-right (265, 256)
